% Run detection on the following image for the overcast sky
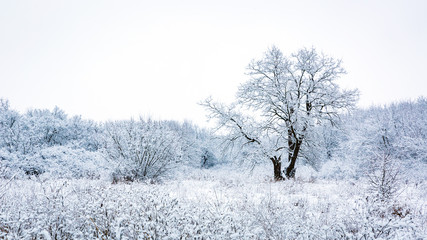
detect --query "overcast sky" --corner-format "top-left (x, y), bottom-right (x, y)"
top-left (1, 0), bottom-right (426, 126)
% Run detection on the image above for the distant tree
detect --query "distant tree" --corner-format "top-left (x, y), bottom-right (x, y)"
top-left (17, 106), bottom-right (101, 153)
top-left (24, 107), bottom-right (68, 148)
top-left (340, 97), bottom-right (427, 181)
top-left (203, 46), bottom-right (358, 180)
top-left (0, 99), bottom-right (22, 153)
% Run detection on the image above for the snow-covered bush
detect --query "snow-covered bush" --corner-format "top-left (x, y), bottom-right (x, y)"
top-left (0, 149), bottom-right (23, 179)
top-left (318, 159), bottom-right (358, 180)
top-left (103, 119), bottom-right (182, 182)
top-left (367, 151), bottom-right (401, 202)
top-left (200, 147), bottom-right (218, 168)
top-left (1, 168), bottom-right (424, 239)
top-left (0, 99), bottom-right (22, 153)
top-left (6, 146), bottom-right (111, 179)
top-left (337, 197), bottom-right (419, 239)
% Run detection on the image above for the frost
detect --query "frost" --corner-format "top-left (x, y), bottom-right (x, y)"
top-left (0, 168), bottom-right (425, 239)
top-left (0, 96), bottom-right (426, 239)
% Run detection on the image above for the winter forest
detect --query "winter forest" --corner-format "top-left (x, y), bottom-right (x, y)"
top-left (1, 47), bottom-right (426, 239)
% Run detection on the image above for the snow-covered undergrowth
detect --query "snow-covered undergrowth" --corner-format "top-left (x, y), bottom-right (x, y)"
top-left (1, 165), bottom-right (425, 239)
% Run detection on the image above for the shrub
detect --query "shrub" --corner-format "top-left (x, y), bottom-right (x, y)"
top-left (103, 119), bottom-right (181, 182)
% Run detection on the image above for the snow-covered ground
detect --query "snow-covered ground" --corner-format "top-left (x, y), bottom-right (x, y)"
top-left (1, 164), bottom-right (425, 239)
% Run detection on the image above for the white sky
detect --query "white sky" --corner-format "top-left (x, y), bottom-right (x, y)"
top-left (1, 0), bottom-right (426, 126)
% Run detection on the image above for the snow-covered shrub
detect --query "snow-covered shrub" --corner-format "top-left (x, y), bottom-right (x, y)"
top-left (0, 166), bottom-right (425, 239)
top-left (318, 159), bottom-right (358, 180)
top-left (0, 149), bottom-right (24, 179)
top-left (299, 123), bottom-right (344, 171)
top-left (336, 197), bottom-right (419, 239)
top-left (294, 164), bottom-right (317, 182)
top-left (367, 151), bottom-right (401, 202)
top-left (104, 119), bottom-right (182, 182)
top-left (163, 120), bottom-right (223, 169)
top-left (0, 99), bottom-right (22, 153)
top-left (8, 146), bottom-right (111, 179)
top-left (200, 147), bottom-right (218, 168)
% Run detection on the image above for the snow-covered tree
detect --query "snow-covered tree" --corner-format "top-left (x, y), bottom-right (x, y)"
top-left (203, 46), bottom-right (358, 180)
top-left (338, 98), bottom-right (427, 181)
top-left (0, 99), bottom-right (22, 153)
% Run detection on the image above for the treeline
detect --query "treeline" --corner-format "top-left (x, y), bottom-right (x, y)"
top-left (304, 97), bottom-right (427, 181)
top-left (0, 99), bottom-right (219, 181)
top-left (1, 97), bottom-right (426, 181)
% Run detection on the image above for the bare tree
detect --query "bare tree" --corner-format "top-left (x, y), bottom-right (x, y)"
top-left (203, 46), bottom-right (358, 180)
top-left (367, 151), bottom-right (400, 202)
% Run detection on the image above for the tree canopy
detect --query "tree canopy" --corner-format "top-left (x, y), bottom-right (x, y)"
top-left (203, 46), bottom-right (359, 180)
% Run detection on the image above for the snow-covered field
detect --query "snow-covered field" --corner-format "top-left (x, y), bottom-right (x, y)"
top-left (1, 165), bottom-right (425, 239)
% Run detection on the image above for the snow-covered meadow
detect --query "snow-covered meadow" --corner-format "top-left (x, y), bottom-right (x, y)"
top-left (1, 165), bottom-right (425, 239)
top-left (1, 95), bottom-right (427, 239)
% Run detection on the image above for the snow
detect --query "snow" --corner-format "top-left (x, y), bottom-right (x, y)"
top-left (0, 165), bottom-right (425, 239)
top-left (0, 98), bottom-right (426, 239)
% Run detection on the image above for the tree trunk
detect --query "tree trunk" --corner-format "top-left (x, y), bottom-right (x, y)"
top-left (285, 139), bottom-right (302, 179)
top-left (288, 129), bottom-right (294, 163)
top-left (271, 156), bottom-right (284, 181)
